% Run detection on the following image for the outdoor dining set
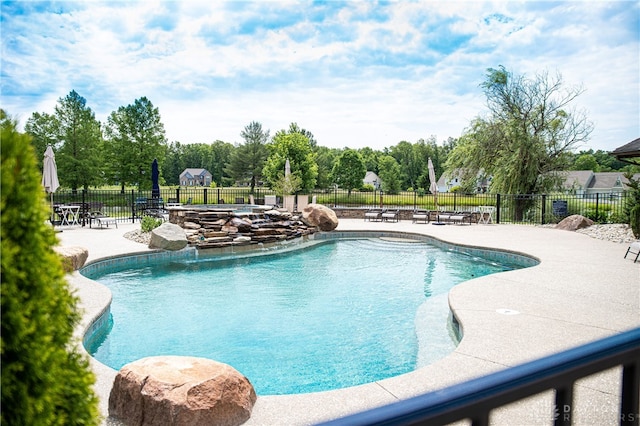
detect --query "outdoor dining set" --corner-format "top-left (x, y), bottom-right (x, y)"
top-left (52, 202), bottom-right (118, 228)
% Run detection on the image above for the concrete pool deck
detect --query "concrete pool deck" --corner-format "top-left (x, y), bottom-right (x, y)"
top-left (59, 219), bottom-right (639, 425)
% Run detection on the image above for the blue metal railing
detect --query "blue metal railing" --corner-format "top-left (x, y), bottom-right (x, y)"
top-left (319, 327), bottom-right (640, 426)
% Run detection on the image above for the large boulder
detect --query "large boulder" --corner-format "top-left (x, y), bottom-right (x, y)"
top-left (555, 214), bottom-right (594, 231)
top-left (54, 246), bottom-right (89, 272)
top-left (109, 356), bottom-right (256, 426)
top-left (149, 222), bottom-right (188, 250)
top-left (301, 203), bottom-right (339, 231)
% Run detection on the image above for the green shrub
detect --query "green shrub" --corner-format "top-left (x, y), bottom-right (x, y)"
top-left (583, 207), bottom-right (608, 223)
top-left (1, 121), bottom-right (100, 424)
top-left (360, 183), bottom-right (374, 192)
top-left (141, 216), bottom-right (163, 232)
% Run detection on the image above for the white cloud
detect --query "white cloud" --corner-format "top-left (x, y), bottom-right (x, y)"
top-left (1, 1), bottom-right (638, 152)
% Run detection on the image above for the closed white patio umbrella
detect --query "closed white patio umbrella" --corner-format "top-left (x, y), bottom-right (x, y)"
top-left (428, 157), bottom-right (438, 210)
top-left (428, 157), bottom-right (445, 225)
top-left (42, 145), bottom-right (60, 224)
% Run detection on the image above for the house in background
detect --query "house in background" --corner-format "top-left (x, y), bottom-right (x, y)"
top-left (586, 172), bottom-right (639, 198)
top-left (555, 170), bottom-right (594, 197)
top-left (436, 169), bottom-right (491, 193)
top-left (180, 168), bottom-right (212, 186)
top-left (437, 168), bottom-right (638, 197)
top-left (363, 171), bottom-right (381, 189)
top-left (553, 170), bottom-right (640, 198)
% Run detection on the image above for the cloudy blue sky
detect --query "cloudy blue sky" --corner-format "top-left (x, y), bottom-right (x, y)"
top-left (1, 1), bottom-right (638, 152)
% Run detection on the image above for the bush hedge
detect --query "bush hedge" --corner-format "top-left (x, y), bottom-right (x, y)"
top-left (1, 124), bottom-right (100, 424)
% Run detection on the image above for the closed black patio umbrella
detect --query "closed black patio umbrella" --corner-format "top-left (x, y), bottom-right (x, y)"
top-left (151, 158), bottom-right (160, 199)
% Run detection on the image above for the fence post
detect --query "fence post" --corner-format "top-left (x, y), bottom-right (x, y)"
top-left (595, 193), bottom-right (600, 222)
top-left (82, 189), bottom-right (87, 227)
top-left (541, 194), bottom-right (547, 225)
top-left (454, 192), bottom-right (457, 210)
top-left (413, 191), bottom-right (417, 211)
top-left (176, 188), bottom-right (180, 203)
top-left (203, 188), bottom-right (208, 205)
top-left (496, 193), bottom-right (501, 224)
top-left (131, 190), bottom-right (135, 223)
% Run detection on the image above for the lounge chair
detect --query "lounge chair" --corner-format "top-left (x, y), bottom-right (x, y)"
top-left (364, 209), bottom-right (383, 222)
top-left (412, 209), bottom-right (429, 224)
top-left (437, 211), bottom-right (472, 225)
top-left (381, 209), bottom-right (400, 222)
top-left (89, 210), bottom-right (118, 228)
top-left (624, 241), bottom-right (640, 263)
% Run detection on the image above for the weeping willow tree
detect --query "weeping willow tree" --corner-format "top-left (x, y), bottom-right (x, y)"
top-left (446, 66), bottom-right (593, 219)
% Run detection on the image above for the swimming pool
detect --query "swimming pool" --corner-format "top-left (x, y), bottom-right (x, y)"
top-left (84, 237), bottom-right (526, 395)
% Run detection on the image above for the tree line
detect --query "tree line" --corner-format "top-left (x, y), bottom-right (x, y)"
top-left (14, 66), bottom-right (637, 198)
top-left (18, 89), bottom-right (455, 194)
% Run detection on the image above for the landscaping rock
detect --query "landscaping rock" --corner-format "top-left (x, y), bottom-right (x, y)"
top-left (54, 246), bottom-right (88, 272)
top-left (555, 214), bottom-right (594, 232)
top-left (109, 356), bottom-right (256, 426)
top-left (183, 221), bottom-right (201, 230)
top-left (301, 203), bottom-right (339, 231)
top-left (227, 217), bottom-right (252, 232)
top-left (149, 222), bottom-right (188, 250)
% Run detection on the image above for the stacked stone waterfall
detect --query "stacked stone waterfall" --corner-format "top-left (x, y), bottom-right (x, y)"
top-left (178, 208), bottom-right (316, 249)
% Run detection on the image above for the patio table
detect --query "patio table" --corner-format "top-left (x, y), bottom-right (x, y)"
top-left (59, 205), bottom-right (81, 226)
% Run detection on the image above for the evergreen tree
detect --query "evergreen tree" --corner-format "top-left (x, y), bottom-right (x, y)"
top-left (1, 114), bottom-right (100, 425)
top-left (226, 121), bottom-right (269, 193)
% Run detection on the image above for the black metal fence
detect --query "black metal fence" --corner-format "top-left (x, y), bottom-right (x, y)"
top-left (313, 189), bottom-right (629, 225)
top-left (46, 187), bottom-right (630, 226)
top-left (46, 188), bottom-right (279, 225)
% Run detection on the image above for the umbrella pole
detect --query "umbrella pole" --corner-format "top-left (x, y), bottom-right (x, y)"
top-left (50, 192), bottom-right (54, 224)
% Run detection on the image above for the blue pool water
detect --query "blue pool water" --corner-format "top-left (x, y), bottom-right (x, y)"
top-left (86, 238), bottom-right (519, 395)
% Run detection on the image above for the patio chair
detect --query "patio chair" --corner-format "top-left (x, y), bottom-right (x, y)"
top-left (364, 208), bottom-right (383, 222)
top-left (143, 203), bottom-right (169, 222)
top-left (412, 209), bottom-right (429, 224)
top-left (381, 209), bottom-right (400, 222)
top-left (89, 210), bottom-right (118, 229)
top-left (437, 211), bottom-right (472, 225)
top-left (624, 241), bottom-right (640, 263)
